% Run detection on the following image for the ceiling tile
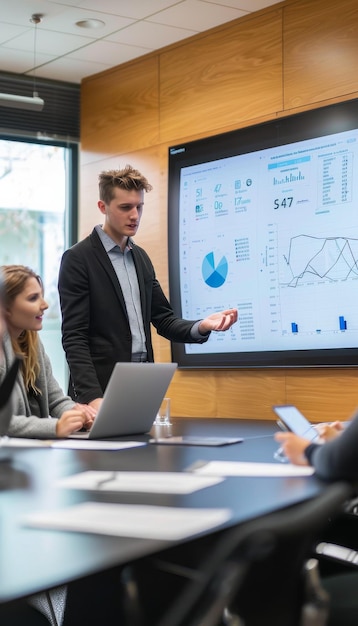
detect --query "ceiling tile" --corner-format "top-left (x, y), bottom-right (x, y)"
top-left (69, 39), bottom-right (152, 65)
top-left (2, 29), bottom-right (93, 56)
top-left (208, 0), bottom-right (282, 9)
top-left (0, 24), bottom-right (29, 43)
top-left (146, 0), bottom-right (246, 30)
top-left (32, 55), bottom-right (112, 82)
top-left (57, 0), bottom-right (183, 20)
top-left (0, 48), bottom-right (56, 75)
top-left (106, 20), bottom-right (196, 49)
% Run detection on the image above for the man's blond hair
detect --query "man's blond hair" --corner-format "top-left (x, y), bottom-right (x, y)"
top-left (99, 165), bottom-right (153, 204)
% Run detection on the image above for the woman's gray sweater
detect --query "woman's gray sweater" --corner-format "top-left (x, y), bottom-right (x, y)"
top-left (0, 332), bottom-right (74, 437)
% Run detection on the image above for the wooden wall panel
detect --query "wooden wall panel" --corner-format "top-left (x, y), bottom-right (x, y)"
top-left (285, 368), bottom-right (358, 423)
top-left (160, 10), bottom-right (283, 144)
top-left (284, 0), bottom-right (358, 109)
top-left (169, 370), bottom-right (218, 418)
top-left (81, 56), bottom-right (159, 159)
top-left (216, 369), bottom-right (286, 419)
top-left (161, 368), bottom-right (287, 419)
top-left (80, 0), bottom-right (358, 421)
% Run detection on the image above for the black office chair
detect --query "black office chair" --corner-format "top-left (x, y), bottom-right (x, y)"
top-left (309, 494), bottom-right (358, 626)
top-left (126, 482), bottom-right (352, 626)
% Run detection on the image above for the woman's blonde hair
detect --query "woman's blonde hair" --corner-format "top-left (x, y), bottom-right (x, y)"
top-left (1, 265), bottom-right (43, 394)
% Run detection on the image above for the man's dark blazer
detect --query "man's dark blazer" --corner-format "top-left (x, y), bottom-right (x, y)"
top-left (58, 228), bottom-right (207, 404)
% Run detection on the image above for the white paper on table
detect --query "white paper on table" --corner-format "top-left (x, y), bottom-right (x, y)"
top-left (0, 437), bottom-right (53, 448)
top-left (191, 460), bottom-right (315, 477)
top-left (56, 470), bottom-right (223, 494)
top-left (51, 440), bottom-right (146, 451)
top-left (24, 502), bottom-right (232, 541)
top-left (0, 438), bottom-right (146, 451)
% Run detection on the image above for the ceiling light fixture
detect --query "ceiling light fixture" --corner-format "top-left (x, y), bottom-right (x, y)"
top-left (75, 19), bottom-right (105, 29)
top-left (0, 13), bottom-right (45, 111)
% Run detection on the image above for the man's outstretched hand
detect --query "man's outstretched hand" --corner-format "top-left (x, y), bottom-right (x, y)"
top-left (199, 308), bottom-right (238, 334)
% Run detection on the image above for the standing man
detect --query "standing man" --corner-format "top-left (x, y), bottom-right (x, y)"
top-left (58, 165), bottom-right (237, 410)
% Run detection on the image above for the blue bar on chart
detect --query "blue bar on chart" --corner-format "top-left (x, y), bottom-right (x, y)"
top-left (339, 316), bottom-right (347, 331)
top-left (291, 322), bottom-right (298, 333)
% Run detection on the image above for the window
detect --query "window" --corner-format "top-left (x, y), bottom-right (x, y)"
top-left (0, 136), bottom-right (78, 391)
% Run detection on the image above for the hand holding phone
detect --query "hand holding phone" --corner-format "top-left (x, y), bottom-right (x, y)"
top-left (272, 405), bottom-right (319, 442)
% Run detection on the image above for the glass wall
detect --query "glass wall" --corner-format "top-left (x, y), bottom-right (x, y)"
top-left (0, 137), bottom-right (77, 392)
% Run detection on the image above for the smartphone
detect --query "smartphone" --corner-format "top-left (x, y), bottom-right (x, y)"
top-left (272, 405), bottom-right (319, 442)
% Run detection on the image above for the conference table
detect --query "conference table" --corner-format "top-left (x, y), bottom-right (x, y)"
top-left (0, 418), bottom-right (327, 608)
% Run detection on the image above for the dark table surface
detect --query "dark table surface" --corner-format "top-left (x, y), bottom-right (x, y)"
top-left (0, 418), bottom-right (325, 603)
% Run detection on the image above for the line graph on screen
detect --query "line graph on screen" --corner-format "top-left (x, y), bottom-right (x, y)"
top-left (281, 235), bottom-right (358, 287)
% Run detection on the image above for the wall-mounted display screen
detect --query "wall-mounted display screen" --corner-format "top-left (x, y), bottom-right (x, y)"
top-left (168, 99), bottom-right (358, 368)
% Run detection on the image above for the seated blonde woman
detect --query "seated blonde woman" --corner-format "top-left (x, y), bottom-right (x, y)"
top-left (0, 265), bottom-right (95, 438)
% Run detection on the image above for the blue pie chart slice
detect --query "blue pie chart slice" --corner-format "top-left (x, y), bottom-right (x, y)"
top-left (202, 252), bottom-right (228, 288)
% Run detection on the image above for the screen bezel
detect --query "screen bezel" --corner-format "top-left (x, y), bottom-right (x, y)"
top-left (168, 98), bottom-right (358, 369)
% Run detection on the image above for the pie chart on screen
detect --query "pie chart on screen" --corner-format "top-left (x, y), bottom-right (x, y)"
top-left (202, 252), bottom-right (228, 288)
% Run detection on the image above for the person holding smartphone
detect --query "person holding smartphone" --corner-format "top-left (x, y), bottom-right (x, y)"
top-left (274, 412), bottom-right (358, 481)
top-left (275, 414), bottom-right (358, 625)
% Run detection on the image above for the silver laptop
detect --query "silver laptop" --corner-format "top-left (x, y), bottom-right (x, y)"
top-left (74, 362), bottom-right (177, 439)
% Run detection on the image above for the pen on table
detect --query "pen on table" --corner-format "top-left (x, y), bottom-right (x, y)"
top-left (274, 446), bottom-right (287, 462)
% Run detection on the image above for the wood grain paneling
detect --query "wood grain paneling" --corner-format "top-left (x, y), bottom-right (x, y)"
top-left (166, 368), bottom-right (286, 419)
top-left (160, 10), bottom-right (283, 144)
top-left (81, 57), bottom-right (159, 159)
top-left (216, 369), bottom-right (286, 419)
top-left (284, 0), bottom-right (358, 108)
top-left (169, 369), bottom-right (218, 418)
top-left (285, 368), bottom-right (358, 423)
top-left (80, 0), bottom-right (358, 421)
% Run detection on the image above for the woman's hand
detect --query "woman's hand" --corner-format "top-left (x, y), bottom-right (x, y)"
top-left (74, 403), bottom-right (97, 430)
top-left (56, 407), bottom-right (92, 437)
top-left (274, 432), bottom-right (311, 466)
